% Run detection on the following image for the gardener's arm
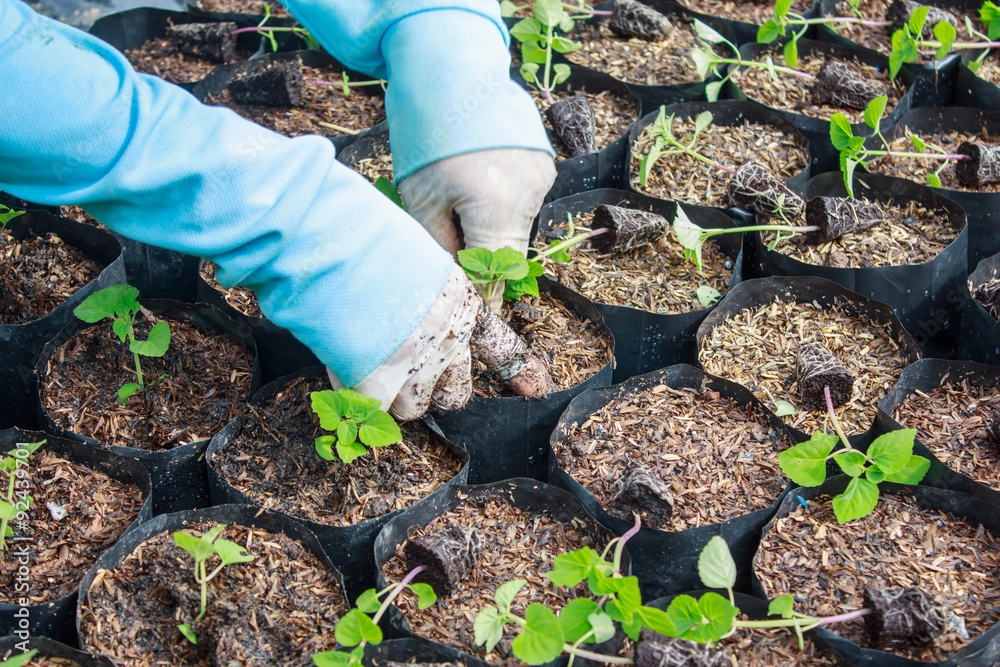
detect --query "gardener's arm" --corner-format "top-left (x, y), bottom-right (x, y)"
top-left (0, 0), bottom-right (476, 418)
top-left (280, 1), bottom-right (557, 260)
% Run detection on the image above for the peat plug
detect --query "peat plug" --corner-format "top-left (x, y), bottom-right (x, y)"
top-left (635, 632), bottom-right (731, 667)
top-left (609, 0), bottom-right (673, 41)
top-left (886, 0), bottom-right (955, 32)
top-left (546, 96), bottom-right (598, 158)
top-left (956, 141), bottom-right (1000, 187)
top-left (812, 61), bottom-right (887, 111)
top-left (863, 586), bottom-right (947, 648)
top-left (805, 196), bottom-right (885, 243)
top-left (608, 463), bottom-right (674, 527)
top-left (796, 341), bottom-right (854, 411)
top-left (227, 60), bottom-right (304, 107)
top-left (590, 204), bottom-right (670, 254)
top-left (166, 21), bottom-right (238, 63)
top-left (727, 160), bottom-right (806, 220)
top-left (405, 522), bottom-right (484, 598)
top-left (471, 300), bottom-right (554, 397)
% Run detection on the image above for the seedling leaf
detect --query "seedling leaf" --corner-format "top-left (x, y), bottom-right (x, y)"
top-left (773, 400), bottom-right (796, 417)
top-left (214, 539), bottom-right (254, 565)
top-left (178, 624), bottom-right (197, 644)
top-left (934, 21), bottom-right (956, 59)
top-left (74, 284), bottom-right (136, 323)
top-left (698, 535), bottom-right (736, 590)
top-left (510, 17), bottom-right (543, 43)
top-left (863, 95), bottom-right (888, 131)
top-left (706, 80), bottom-right (724, 102)
top-left (587, 610), bottom-right (616, 644)
top-left (691, 46), bottom-right (716, 79)
top-left (535, 0), bottom-right (565, 27)
top-left (520, 62), bottom-right (540, 83)
top-left (315, 435), bottom-right (336, 461)
top-left (866, 428), bottom-right (917, 476)
top-left (129, 321), bottom-right (171, 357)
top-left (778, 433), bottom-right (837, 486)
top-left (783, 38), bottom-right (798, 68)
top-left (117, 383), bottom-right (140, 404)
top-left (694, 110), bottom-right (712, 133)
top-left (357, 411), bottom-right (402, 449)
top-left (768, 595), bottom-right (795, 619)
top-left (757, 19), bottom-right (781, 43)
top-left (336, 439), bottom-right (368, 464)
top-left (335, 609), bottom-right (382, 647)
top-left (552, 63), bottom-right (572, 85)
top-left (696, 285), bottom-right (721, 307)
top-left (833, 449), bottom-right (867, 477)
top-left (312, 650), bottom-right (353, 667)
top-left (693, 19), bottom-right (727, 44)
top-left (832, 476), bottom-right (879, 523)
top-left (829, 113), bottom-right (854, 151)
top-left (355, 588), bottom-right (381, 614)
top-left (513, 603), bottom-right (564, 665)
top-left (411, 582), bottom-right (437, 610)
top-left (909, 5), bottom-right (929, 34)
top-left (495, 578), bottom-right (527, 612)
top-left (374, 176), bottom-right (406, 210)
top-left (665, 594), bottom-right (702, 637)
top-left (173, 530), bottom-right (216, 562)
top-left (884, 454), bottom-right (931, 484)
top-left (926, 173), bottom-right (942, 188)
top-left (558, 598), bottom-right (602, 643)
top-left (547, 547), bottom-right (597, 588)
top-left (474, 606), bottom-right (506, 653)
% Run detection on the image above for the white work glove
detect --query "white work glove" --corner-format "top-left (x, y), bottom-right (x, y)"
top-left (326, 265), bottom-right (479, 421)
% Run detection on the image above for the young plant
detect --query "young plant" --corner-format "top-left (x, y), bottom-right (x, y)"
top-left (72, 285), bottom-right (172, 404)
top-left (312, 566), bottom-right (437, 667)
top-left (0, 202), bottom-right (24, 233)
top-left (0, 440), bottom-right (43, 553)
top-left (831, 95), bottom-right (969, 196)
top-left (230, 5), bottom-right (320, 51)
top-left (757, 0), bottom-right (890, 68)
top-left (501, 0), bottom-right (611, 19)
top-left (889, 3), bottom-right (1000, 79)
top-left (639, 108), bottom-right (737, 190)
top-left (0, 650), bottom-right (39, 667)
top-left (778, 386), bottom-right (929, 524)
top-left (311, 388), bottom-right (402, 464)
top-left (172, 524), bottom-right (255, 630)
top-left (509, 0), bottom-right (583, 103)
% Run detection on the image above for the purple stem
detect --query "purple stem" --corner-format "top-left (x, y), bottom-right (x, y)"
top-left (818, 608), bottom-right (871, 625)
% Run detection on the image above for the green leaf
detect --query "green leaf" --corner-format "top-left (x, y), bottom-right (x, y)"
top-left (513, 603), bottom-right (564, 665)
top-left (665, 594), bottom-right (703, 638)
top-left (833, 449), bottom-right (867, 477)
top-left (474, 607), bottom-right (506, 653)
top-left (358, 411), bottom-right (401, 449)
top-left (640, 144), bottom-right (662, 188)
top-left (983, 1), bottom-right (1000, 40)
top-left (178, 624), bottom-right (197, 644)
top-left (112, 317), bottom-right (129, 344)
top-left (457, 247), bottom-right (493, 277)
top-left (490, 247), bottom-right (530, 281)
top-left (926, 173), bottom-right (942, 188)
top-left (547, 547), bottom-right (598, 588)
top-left (884, 454), bottom-right (930, 484)
top-left (311, 390), bottom-right (346, 430)
top-left (340, 388), bottom-right (380, 420)
top-left (335, 609), bottom-right (382, 647)
top-left (0, 500), bottom-right (17, 522)
top-left (336, 439), bottom-right (368, 464)
top-left (593, 575), bottom-right (642, 622)
top-left (559, 598), bottom-right (602, 643)
top-left (634, 605), bottom-right (675, 636)
top-left (867, 429), bottom-right (917, 476)
top-left (696, 285), bottom-right (721, 307)
top-left (773, 400), bottom-right (796, 417)
top-left (202, 525), bottom-right (227, 544)
top-left (410, 582), bottom-right (437, 610)
top-left (690, 46), bottom-right (716, 80)
top-left (521, 40), bottom-right (547, 64)
top-left (336, 420), bottom-right (359, 450)
top-left (0, 205), bottom-right (25, 229)
top-left (546, 241), bottom-right (572, 263)
top-left (693, 592), bottom-right (739, 643)
top-left (698, 535), bottom-right (737, 590)
top-left (783, 38), bottom-right (798, 68)
top-left (693, 19), bottom-right (727, 44)
top-left (552, 62), bottom-right (572, 85)
top-left (173, 530), bottom-right (216, 562)
top-left (911, 134), bottom-right (926, 152)
top-left (551, 38), bottom-right (580, 55)
top-left (503, 274), bottom-right (541, 301)
top-left (933, 21), bottom-right (956, 59)
top-left (214, 539), bottom-right (254, 565)
top-left (499, 0), bottom-right (518, 17)
top-left (768, 595), bottom-right (795, 618)
top-left (775, 0), bottom-right (793, 17)
top-left (495, 578), bottom-right (528, 612)
top-left (130, 321), bottom-right (171, 357)
top-left (863, 95), bottom-right (888, 131)
top-left (829, 113), bottom-right (854, 152)
top-left (559, 13), bottom-right (575, 32)
top-left (706, 80), bottom-right (724, 103)
top-left (117, 383), bottom-right (140, 404)
top-left (510, 17), bottom-right (543, 43)
top-left (587, 610), bottom-right (616, 644)
top-left (374, 176), bottom-right (406, 210)
top-left (866, 466), bottom-right (887, 485)
top-left (520, 62), bottom-right (541, 84)
top-left (312, 650), bottom-right (353, 667)
top-left (757, 18), bottom-right (781, 43)
top-left (694, 111), bottom-right (713, 133)
top-left (672, 208), bottom-right (707, 272)
top-left (843, 155), bottom-right (860, 197)
top-left (778, 433), bottom-right (837, 487)
top-left (909, 5), bottom-right (929, 34)
top-left (535, 0), bottom-right (566, 28)
top-left (832, 476), bottom-right (880, 523)
top-left (355, 589), bottom-right (381, 614)
top-left (315, 435), bottom-right (336, 461)
top-left (74, 285), bottom-right (137, 323)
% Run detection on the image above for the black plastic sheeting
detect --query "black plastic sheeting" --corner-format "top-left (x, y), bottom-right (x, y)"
top-left (372, 478), bottom-right (629, 667)
top-left (535, 188), bottom-right (745, 382)
top-left (961, 250), bottom-right (1000, 366)
top-left (430, 278), bottom-right (615, 485)
top-left (206, 365), bottom-right (469, 602)
top-left (0, 635), bottom-right (113, 666)
top-left (548, 364), bottom-right (796, 599)
top-left (34, 300), bottom-right (260, 516)
top-left (756, 476), bottom-right (1000, 667)
top-left (757, 172), bottom-right (968, 359)
top-left (0, 213), bottom-right (125, 431)
top-left (0, 428), bottom-right (152, 645)
top-left (954, 57), bottom-right (1000, 110)
top-left (362, 638), bottom-right (492, 667)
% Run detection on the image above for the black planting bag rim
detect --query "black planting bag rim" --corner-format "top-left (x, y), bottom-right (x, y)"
top-left (0, 635), bottom-right (115, 666)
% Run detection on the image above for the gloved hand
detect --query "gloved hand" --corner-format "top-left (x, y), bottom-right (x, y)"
top-left (326, 265), bottom-right (479, 421)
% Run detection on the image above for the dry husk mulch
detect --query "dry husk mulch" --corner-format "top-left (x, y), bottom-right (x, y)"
top-left (554, 384), bottom-right (791, 531)
top-left (0, 230), bottom-right (101, 325)
top-left (828, 0), bottom-right (971, 58)
top-left (58, 206), bottom-right (107, 231)
top-left (718, 626), bottom-right (839, 666)
top-left (201, 260), bottom-right (262, 318)
top-left (0, 450), bottom-right (144, 604)
top-left (629, 116), bottom-right (809, 206)
top-left (731, 53), bottom-right (905, 123)
top-left (0, 652), bottom-right (81, 667)
top-left (698, 297), bottom-right (913, 434)
top-left (473, 293), bottom-right (613, 398)
top-left (871, 126), bottom-right (1000, 193)
top-left (193, 0), bottom-right (287, 16)
top-left (763, 199), bottom-right (958, 268)
top-left (756, 492), bottom-right (1000, 662)
top-left (205, 63), bottom-right (386, 139)
top-left (971, 53), bottom-right (1000, 87)
top-left (565, 19), bottom-right (704, 86)
top-left (41, 313), bottom-right (255, 450)
top-left (79, 521), bottom-right (348, 667)
top-left (893, 379), bottom-right (1000, 493)
top-left (349, 149), bottom-right (394, 186)
top-left (677, 0), bottom-right (814, 25)
top-left (531, 88), bottom-right (638, 161)
top-left (535, 209), bottom-right (732, 314)
top-left (124, 35), bottom-right (243, 85)
top-left (380, 497), bottom-right (607, 665)
top-left (212, 375), bottom-right (463, 526)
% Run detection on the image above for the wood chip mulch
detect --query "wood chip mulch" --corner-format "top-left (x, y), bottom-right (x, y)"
top-left (124, 36), bottom-right (241, 85)
top-left (0, 450), bottom-right (144, 605)
top-left (972, 53), bottom-right (1000, 87)
top-left (535, 209), bottom-right (732, 314)
top-left (381, 496), bottom-right (607, 665)
top-left (79, 521), bottom-right (348, 667)
top-left (717, 626), bottom-right (840, 666)
top-left (755, 493), bottom-right (1000, 662)
top-left (698, 297), bottom-right (913, 434)
top-left (871, 126), bottom-right (1000, 193)
top-left (829, 0), bottom-right (973, 59)
top-left (629, 116), bottom-right (809, 206)
top-left (893, 379), bottom-right (1000, 493)
top-left (201, 260), bottom-right (262, 318)
top-left (554, 384), bottom-right (791, 531)
top-left (349, 150), bottom-right (394, 186)
top-left (58, 206), bottom-right (108, 230)
top-left (213, 375), bottom-right (463, 527)
top-left (530, 88), bottom-right (638, 161)
top-left (677, 0), bottom-right (813, 25)
top-left (0, 652), bottom-right (81, 667)
top-left (194, 0), bottom-right (287, 16)
top-left (473, 293), bottom-right (613, 398)
top-left (205, 63), bottom-right (386, 139)
top-left (0, 230), bottom-right (102, 325)
top-left (41, 312), bottom-right (255, 450)
top-left (732, 53), bottom-right (905, 123)
top-left (763, 199), bottom-right (958, 268)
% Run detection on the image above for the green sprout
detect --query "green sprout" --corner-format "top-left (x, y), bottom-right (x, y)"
top-left (229, 5), bottom-right (320, 51)
top-left (889, 3), bottom-right (1000, 79)
top-left (509, 0), bottom-right (585, 103)
top-left (0, 441), bottom-right (42, 553)
top-left (763, 387), bottom-right (797, 418)
top-left (373, 176), bottom-right (405, 210)
top-left (0, 650), bottom-right (40, 667)
top-left (312, 567), bottom-right (437, 667)
top-left (172, 524), bottom-right (255, 627)
top-left (339, 72), bottom-right (386, 98)
top-left (696, 285), bottom-right (722, 307)
top-left (758, 0), bottom-right (890, 68)
top-left (639, 108), bottom-right (736, 189)
top-left (501, 0), bottom-right (611, 19)
top-left (73, 285), bottom-right (172, 404)
top-left (311, 388), bottom-right (402, 464)
top-left (0, 201), bottom-right (25, 233)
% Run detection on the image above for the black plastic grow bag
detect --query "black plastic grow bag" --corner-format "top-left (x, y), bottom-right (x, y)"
top-left (961, 250), bottom-right (1000, 366)
top-left (0, 635), bottom-right (113, 666)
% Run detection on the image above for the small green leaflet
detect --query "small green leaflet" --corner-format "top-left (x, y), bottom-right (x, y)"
top-left (832, 476), bottom-right (879, 524)
top-left (474, 606), bottom-right (506, 653)
top-left (355, 589), bottom-right (381, 614)
top-left (335, 609), bottom-right (383, 647)
top-left (374, 176), bottom-right (406, 210)
top-left (697, 535), bottom-right (736, 590)
top-left (778, 432), bottom-right (837, 487)
top-left (696, 285), bottom-right (721, 307)
top-left (513, 603), bottom-right (564, 665)
top-left (773, 400), bottom-right (796, 418)
top-left (757, 19), bottom-right (781, 43)
top-left (671, 208), bottom-right (707, 273)
top-left (863, 95), bottom-right (888, 132)
top-left (829, 113), bottom-right (854, 152)
top-left (865, 428), bottom-right (916, 477)
top-left (933, 21), bottom-right (956, 59)
top-left (783, 38), bottom-right (798, 68)
top-left (495, 578), bottom-right (528, 612)
top-left (411, 582), bottom-right (437, 610)
top-left (693, 19), bottom-right (727, 44)
top-left (768, 595), bottom-right (795, 618)
top-left (178, 623), bottom-right (197, 644)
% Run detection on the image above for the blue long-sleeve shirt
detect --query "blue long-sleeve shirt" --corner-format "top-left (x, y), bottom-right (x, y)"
top-left (0, 0), bottom-right (552, 386)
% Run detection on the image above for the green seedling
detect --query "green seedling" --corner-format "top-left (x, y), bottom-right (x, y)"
top-left (0, 650), bottom-right (39, 667)
top-left (639, 108), bottom-right (736, 189)
top-left (758, 0), bottom-right (890, 67)
top-left (832, 95), bottom-right (969, 196)
top-left (178, 623), bottom-right (197, 645)
top-left (888, 3), bottom-right (1000, 79)
top-left (311, 388), bottom-right (402, 464)
top-left (509, 0), bottom-right (584, 103)
top-left (373, 176), bottom-right (405, 210)
top-left (696, 285), bottom-right (722, 307)
top-left (763, 387), bottom-right (797, 418)
top-left (313, 567), bottom-right (437, 667)
top-left (338, 72), bottom-right (386, 98)
top-left (0, 440), bottom-right (43, 553)
top-left (230, 5), bottom-right (320, 51)
top-left (173, 524), bottom-right (254, 624)
top-left (778, 386), bottom-right (929, 524)
top-left (0, 202), bottom-right (25, 233)
top-left (73, 285), bottom-right (171, 404)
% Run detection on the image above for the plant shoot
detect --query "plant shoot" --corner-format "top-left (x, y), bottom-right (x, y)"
top-left (172, 524), bottom-right (255, 623)
top-left (311, 388), bottom-right (402, 464)
top-left (509, 0), bottom-right (583, 103)
top-left (889, 3), bottom-right (1000, 79)
top-left (0, 441), bottom-right (42, 553)
top-left (758, 0), bottom-right (890, 68)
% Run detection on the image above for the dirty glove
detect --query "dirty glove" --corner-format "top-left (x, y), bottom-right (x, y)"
top-left (327, 265), bottom-right (479, 421)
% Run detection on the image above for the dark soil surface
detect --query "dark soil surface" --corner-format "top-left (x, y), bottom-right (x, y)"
top-left (0, 230), bottom-right (102, 325)
top-left (79, 521), bottom-right (348, 666)
top-left (41, 312), bottom-right (254, 450)
top-left (125, 34), bottom-right (249, 85)
top-left (0, 449), bottom-right (143, 604)
top-left (212, 375), bottom-right (463, 526)
top-left (872, 126), bottom-right (1000, 193)
top-left (200, 260), bottom-right (262, 318)
top-left (530, 87), bottom-right (638, 161)
top-left (193, 0), bottom-right (287, 16)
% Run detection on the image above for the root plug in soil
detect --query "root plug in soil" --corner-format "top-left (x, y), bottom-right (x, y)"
top-left (212, 376), bottom-right (462, 526)
top-left (973, 279), bottom-right (1000, 321)
top-left (699, 298), bottom-right (912, 434)
top-left (471, 300), bottom-right (553, 397)
top-left (892, 379), bottom-right (1000, 493)
top-left (201, 261), bottom-right (262, 318)
top-left (863, 586), bottom-right (947, 648)
top-left (555, 384), bottom-right (791, 531)
top-left (755, 493), bottom-right (1000, 661)
top-left (380, 498), bottom-right (607, 664)
top-left (590, 204), bottom-right (670, 254)
top-left (546, 95), bottom-right (597, 158)
top-left (608, 0), bottom-right (674, 41)
top-left (226, 59), bottom-right (303, 107)
top-left (125, 33), bottom-right (245, 85)
top-left (955, 141), bottom-right (1000, 187)
top-left (796, 340), bottom-right (854, 410)
top-left (405, 522), bottom-right (483, 599)
top-left (886, 0), bottom-right (956, 31)
top-left (872, 127), bottom-right (1000, 193)
top-left (0, 450), bottom-right (143, 605)
top-left (79, 521), bottom-right (348, 666)
top-left (166, 22), bottom-right (238, 63)
top-left (728, 160), bottom-right (806, 220)
top-left (41, 312), bottom-right (254, 450)
top-left (805, 196), bottom-right (885, 243)
top-left (636, 633), bottom-right (730, 667)
top-left (630, 116), bottom-right (808, 206)
top-left (812, 60), bottom-right (888, 111)
top-left (536, 209), bottom-right (733, 314)
top-left (607, 463), bottom-right (675, 526)
top-left (531, 88), bottom-right (638, 161)
top-left (0, 231), bottom-right (101, 325)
